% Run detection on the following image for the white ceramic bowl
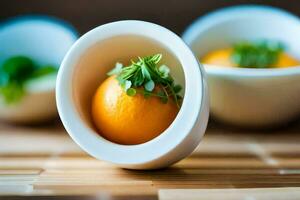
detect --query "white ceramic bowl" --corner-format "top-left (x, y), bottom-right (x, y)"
top-left (183, 5), bottom-right (300, 128)
top-left (56, 20), bottom-right (209, 169)
top-left (0, 16), bottom-right (78, 123)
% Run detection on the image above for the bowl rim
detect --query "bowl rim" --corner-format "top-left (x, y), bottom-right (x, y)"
top-left (0, 14), bottom-right (79, 40)
top-left (56, 20), bottom-right (207, 167)
top-left (182, 4), bottom-right (300, 78)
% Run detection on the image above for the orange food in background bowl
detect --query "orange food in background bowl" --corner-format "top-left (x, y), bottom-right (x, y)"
top-left (201, 48), bottom-right (233, 67)
top-left (276, 53), bottom-right (300, 68)
top-left (202, 47), bottom-right (300, 68)
top-left (182, 5), bottom-right (300, 127)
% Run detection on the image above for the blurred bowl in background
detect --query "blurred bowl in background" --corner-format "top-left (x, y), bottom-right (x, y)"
top-left (0, 15), bottom-right (78, 124)
top-left (183, 5), bottom-right (300, 128)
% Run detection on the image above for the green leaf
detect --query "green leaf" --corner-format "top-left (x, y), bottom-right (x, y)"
top-left (148, 54), bottom-right (162, 65)
top-left (158, 64), bottom-right (170, 78)
top-left (2, 56), bottom-right (36, 82)
top-left (0, 82), bottom-right (24, 104)
top-left (231, 40), bottom-right (284, 68)
top-left (173, 84), bottom-right (182, 93)
top-left (124, 80), bottom-right (132, 91)
top-left (132, 72), bottom-right (144, 86)
top-left (117, 75), bottom-right (126, 83)
top-left (144, 80), bottom-right (155, 92)
top-left (126, 88), bottom-right (136, 96)
top-left (107, 62), bottom-right (123, 75)
top-left (0, 56), bottom-right (59, 105)
top-left (0, 56), bottom-right (57, 104)
top-left (141, 64), bottom-right (151, 80)
top-left (157, 90), bottom-right (165, 97)
top-left (0, 71), bottom-right (9, 86)
top-left (31, 65), bottom-right (57, 78)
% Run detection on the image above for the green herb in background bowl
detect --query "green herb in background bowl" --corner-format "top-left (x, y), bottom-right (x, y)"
top-left (202, 40), bottom-right (300, 69)
top-left (0, 56), bottom-right (57, 104)
top-left (231, 41), bottom-right (284, 68)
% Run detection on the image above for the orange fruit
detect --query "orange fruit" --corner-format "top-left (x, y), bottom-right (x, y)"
top-left (91, 76), bottom-right (179, 145)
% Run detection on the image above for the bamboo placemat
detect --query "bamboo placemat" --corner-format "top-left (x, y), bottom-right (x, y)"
top-left (159, 187), bottom-right (300, 200)
top-left (0, 121), bottom-right (300, 199)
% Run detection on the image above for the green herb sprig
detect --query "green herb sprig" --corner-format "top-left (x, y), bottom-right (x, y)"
top-left (231, 40), bottom-right (284, 68)
top-left (0, 56), bottom-right (58, 104)
top-left (107, 54), bottom-right (182, 108)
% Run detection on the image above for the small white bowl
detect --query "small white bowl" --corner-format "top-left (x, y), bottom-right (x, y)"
top-left (183, 5), bottom-right (300, 128)
top-left (0, 15), bottom-right (78, 123)
top-left (56, 20), bottom-right (209, 169)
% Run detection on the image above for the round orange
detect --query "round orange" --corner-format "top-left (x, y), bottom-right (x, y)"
top-left (91, 76), bottom-right (179, 145)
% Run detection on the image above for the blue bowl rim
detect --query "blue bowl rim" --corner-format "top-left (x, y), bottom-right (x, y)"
top-left (182, 4), bottom-right (300, 78)
top-left (182, 4), bottom-right (300, 44)
top-left (0, 14), bottom-right (79, 40)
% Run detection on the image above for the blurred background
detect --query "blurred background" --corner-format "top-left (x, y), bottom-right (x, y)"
top-left (1, 1), bottom-right (300, 199)
top-left (1, 0), bottom-right (300, 35)
top-left (1, 0), bottom-right (300, 127)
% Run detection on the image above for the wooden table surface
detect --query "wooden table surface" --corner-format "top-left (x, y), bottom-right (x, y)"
top-left (0, 121), bottom-right (300, 199)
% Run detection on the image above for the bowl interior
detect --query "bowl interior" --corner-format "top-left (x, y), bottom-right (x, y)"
top-left (186, 6), bottom-right (300, 61)
top-left (72, 34), bottom-right (185, 135)
top-left (0, 17), bottom-right (77, 67)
